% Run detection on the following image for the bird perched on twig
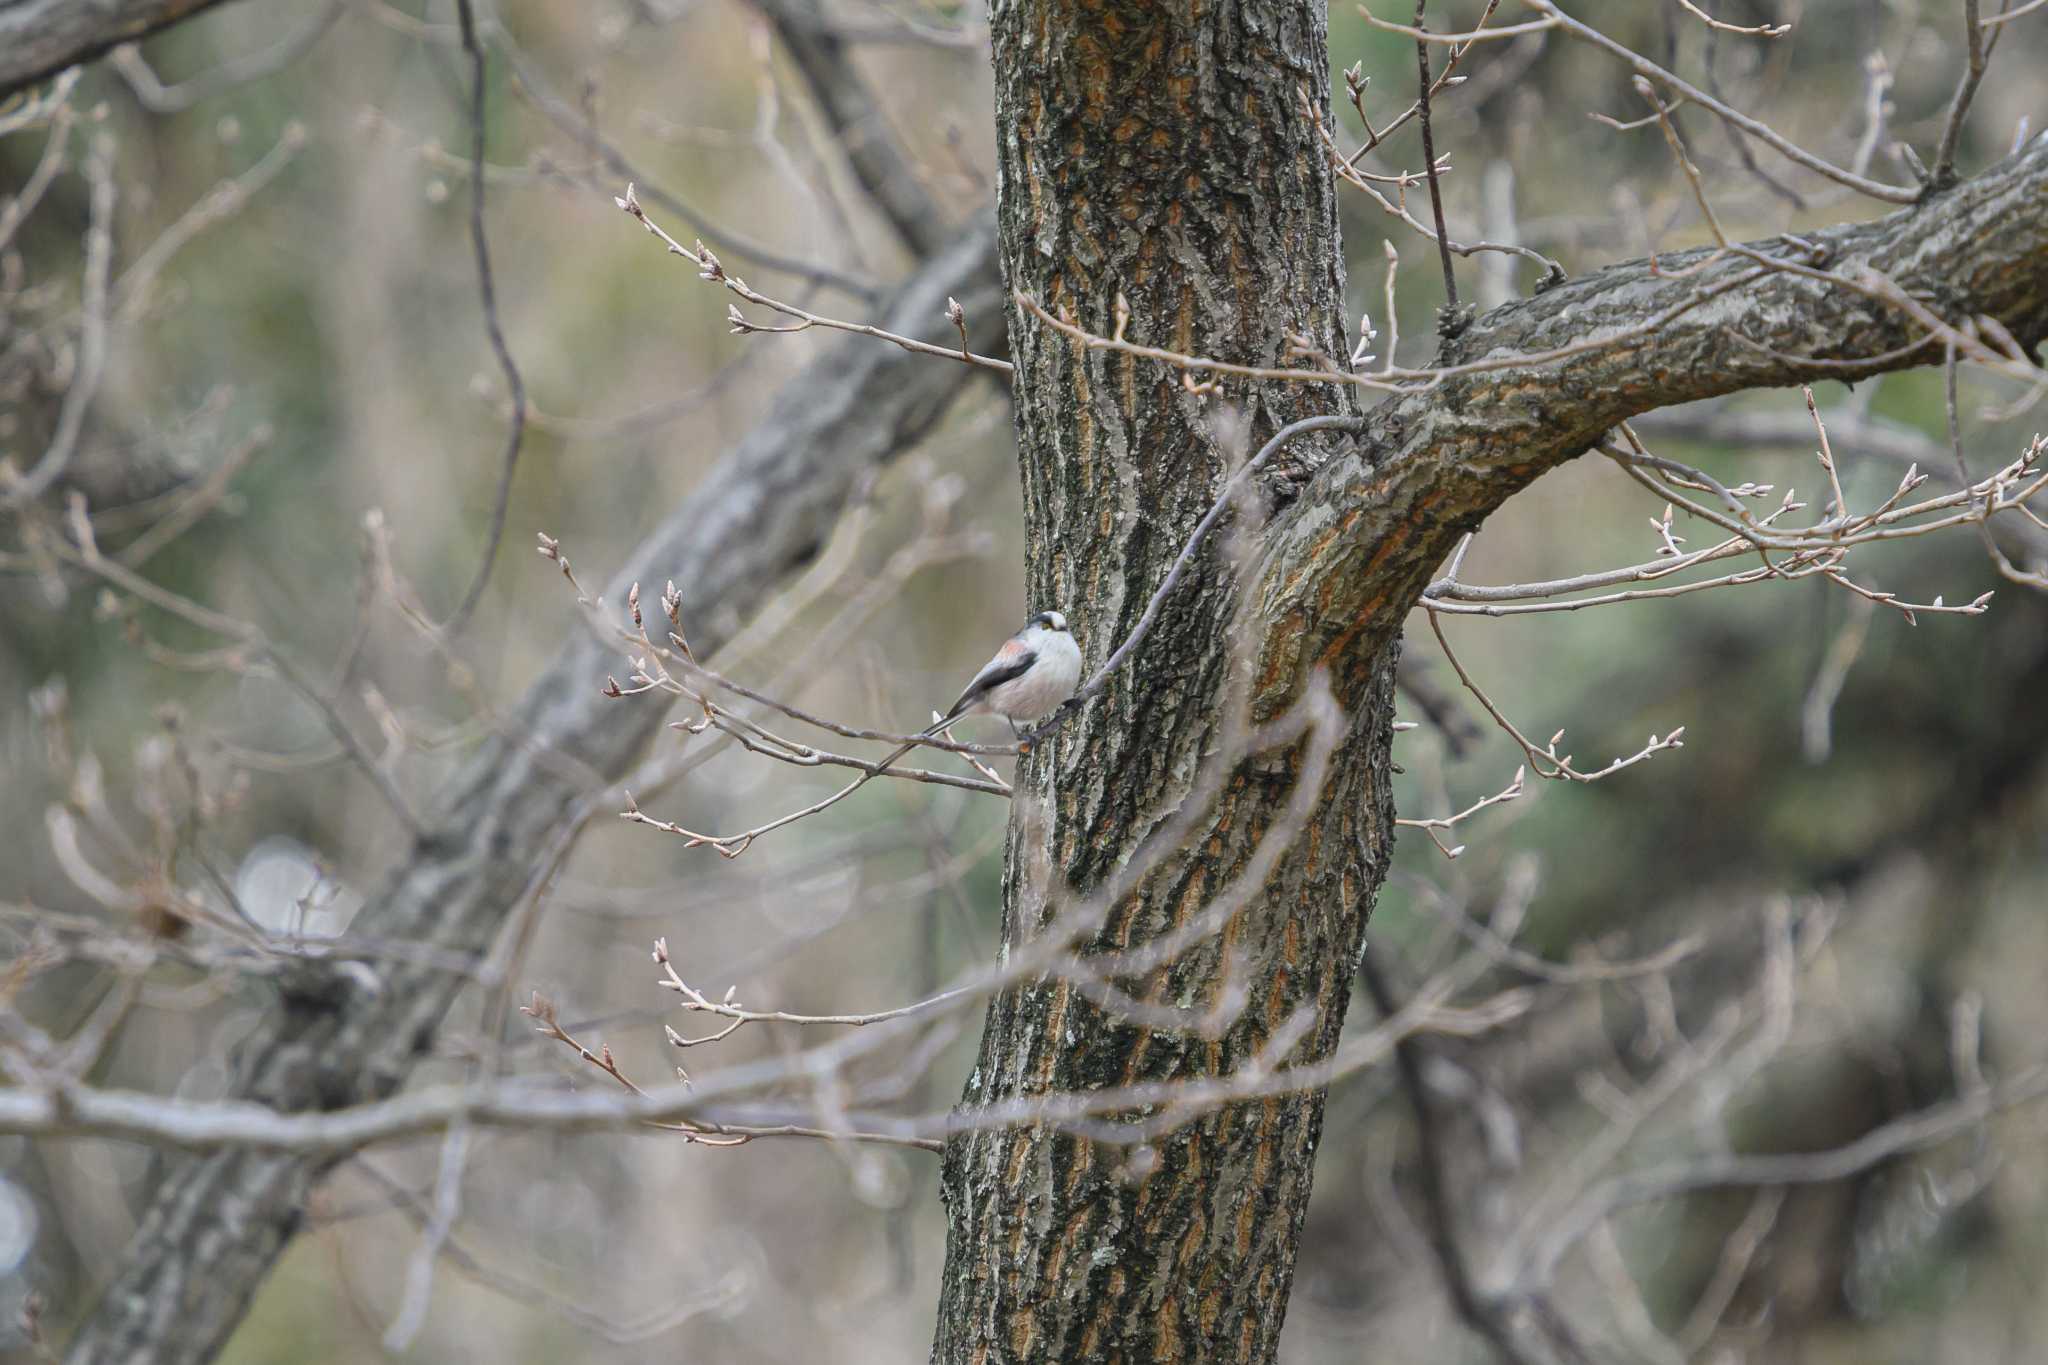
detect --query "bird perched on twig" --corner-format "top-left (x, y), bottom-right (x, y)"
top-left (926, 610), bottom-right (1082, 741)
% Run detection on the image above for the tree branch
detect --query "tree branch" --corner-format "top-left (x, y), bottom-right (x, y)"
top-left (60, 212), bottom-right (1006, 1365)
top-left (750, 0), bottom-right (954, 258)
top-left (0, 0), bottom-right (247, 100)
top-left (441, 0), bottom-right (529, 637)
top-left (1250, 136), bottom-right (2048, 711)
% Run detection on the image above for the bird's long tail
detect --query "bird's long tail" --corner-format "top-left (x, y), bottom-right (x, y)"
top-left (863, 714), bottom-right (955, 783)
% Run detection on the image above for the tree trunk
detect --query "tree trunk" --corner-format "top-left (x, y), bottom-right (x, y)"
top-left (932, 2), bottom-right (1391, 1359)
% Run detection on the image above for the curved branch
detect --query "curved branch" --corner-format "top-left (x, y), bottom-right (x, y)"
top-left (1251, 136), bottom-right (2048, 710)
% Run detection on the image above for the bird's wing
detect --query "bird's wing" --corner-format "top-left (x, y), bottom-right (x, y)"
top-left (945, 639), bottom-right (1037, 720)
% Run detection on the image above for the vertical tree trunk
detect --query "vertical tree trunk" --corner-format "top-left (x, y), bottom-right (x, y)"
top-left (933, 2), bottom-right (1393, 1358)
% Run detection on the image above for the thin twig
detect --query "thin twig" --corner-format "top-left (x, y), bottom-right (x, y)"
top-left (1360, 9), bottom-right (1556, 43)
top-left (0, 99), bottom-right (72, 254)
top-left (1345, 0), bottom-right (1499, 164)
top-left (1527, 0), bottom-right (1917, 203)
top-left (1675, 0), bottom-right (1789, 38)
top-left (1517, 1065), bottom-right (2048, 1285)
top-left (1396, 766), bottom-right (1524, 859)
top-left (1425, 610), bottom-right (1687, 782)
top-left (443, 0), bottom-right (529, 637)
top-left (43, 532), bottom-right (425, 834)
top-left (1359, 951), bottom-right (1545, 1365)
top-left (1930, 0), bottom-right (1987, 190)
top-left (619, 183), bottom-right (1012, 373)
top-left (1639, 78), bottom-right (1729, 247)
top-left (114, 122), bottom-right (309, 324)
top-left (1413, 1), bottom-right (1462, 321)
top-left (109, 1), bottom-right (346, 114)
top-left (5, 134), bottom-right (115, 506)
top-left (1313, 91), bottom-right (1568, 283)
top-left (1981, 0), bottom-right (2047, 24)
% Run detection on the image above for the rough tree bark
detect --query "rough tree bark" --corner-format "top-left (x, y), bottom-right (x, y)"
top-left (931, 3), bottom-right (2048, 1361)
top-left (933, 1), bottom-right (1383, 1358)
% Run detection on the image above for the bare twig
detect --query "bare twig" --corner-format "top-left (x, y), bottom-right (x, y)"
top-left (522, 990), bottom-right (942, 1150)
top-left (113, 122), bottom-right (308, 324)
top-left (1526, 0), bottom-right (1917, 203)
top-left (1517, 1065), bottom-right (2048, 1286)
top-left (1313, 91), bottom-right (1569, 283)
top-left (654, 937), bottom-right (972, 1045)
top-left (1413, 2), bottom-right (1463, 324)
top-left (109, 1), bottom-right (345, 113)
top-left (1360, 950), bottom-right (1545, 1365)
top-left (494, 27), bottom-right (877, 297)
top-left (442, 0), bottom-right (529, 638)
top-left (1426, 611), bottom-right (1687, 782)
top-left (1930, 0), bottom-right (1987, 190)
top-left (618, 183), bottom-right (1012, 373)
top-left (1344, 0), bottom-right (1499, 163)
top-left (1981, 0), bottom-right (2048, 24)
top-left (1638, 78), bottom-right (1730, 248)
top-left (4, 133), bottom-right (115, 506)
top-left (1396, 766), bottom-right (1524, 859)
top-left (1675, 0), bottom-right (1789, 38)
top-left (0, 97), bottom-right (72, 253)
top-left (1360, 8), bottom-right (1556, 44)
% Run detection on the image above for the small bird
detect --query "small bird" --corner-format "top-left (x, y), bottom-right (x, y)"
top-left (927, 610), bottom-right (1083, 740)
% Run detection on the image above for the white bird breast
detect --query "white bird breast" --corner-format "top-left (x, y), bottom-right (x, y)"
top-left (987, 627), bottom-right (1083, 720)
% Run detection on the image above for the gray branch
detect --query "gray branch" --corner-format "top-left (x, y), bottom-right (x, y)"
top-left (0, 0), bottom-right (246, 99)
top-left (60, 213), bottom-right (1003, 1365)
top-left (752, 0), bottom-right (954, 258)
top-left (1250, 135), bottom-right (2048, 708)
